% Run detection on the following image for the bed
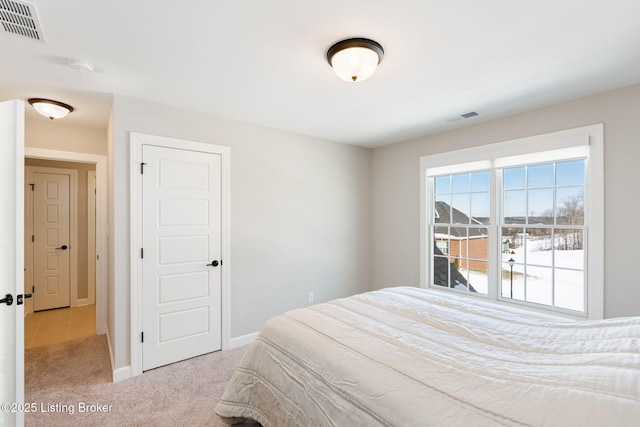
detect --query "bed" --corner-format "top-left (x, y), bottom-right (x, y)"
top-left (215, 287), bottom-right (640, 426)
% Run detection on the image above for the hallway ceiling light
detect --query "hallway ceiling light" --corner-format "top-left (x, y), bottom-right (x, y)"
top-left (28, 98), bottom-right (74, 120)
top-left (68, 58), bottom-right (95, 73)
top-left (326, 38), bottom-right (384, 83)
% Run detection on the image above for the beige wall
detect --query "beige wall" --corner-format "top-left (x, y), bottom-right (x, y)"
top-left (26, 118), bottom-right (107, 156)
top-left (25, 159), bottom-right (95, 302)
top-left (109, 95), bottom-right (372, 369)
top-left (371, 82), bottom-right (640, 318)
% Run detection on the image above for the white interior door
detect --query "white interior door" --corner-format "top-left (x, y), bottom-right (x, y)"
top-left (0, 100), bottom-right (25, 426)
top-left (33, 172), bottom-right (71, 311)
top-left (142, 145), bottom-right (222, 371)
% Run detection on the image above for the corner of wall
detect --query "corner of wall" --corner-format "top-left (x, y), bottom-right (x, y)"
top-left (106, 326), bottom-right (131, 382)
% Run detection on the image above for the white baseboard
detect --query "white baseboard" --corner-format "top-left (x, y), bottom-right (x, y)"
top-left (113, 365), bottom-right (131, 383)
top-left (106, 327), bottom-right (132, 383)
top-left (106, 327), bottom-right (115, 371)
top-left (229, 331), bottom-right (259, 348)
top-left (75, 298), bottom-right (91, 307)
top-left (105, 329), bottom-right (254, 382)
top-left (111, 335), bottom-right (252, 380)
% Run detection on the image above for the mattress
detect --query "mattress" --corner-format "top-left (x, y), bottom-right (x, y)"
top-left (215, 287), bottom-right (640, 426)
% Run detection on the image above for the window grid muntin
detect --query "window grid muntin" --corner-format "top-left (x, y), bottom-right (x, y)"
top-left (500, 225), bottom-right (586, 311)
top-left (501, 159), bottom-right (586, 226)
top-left (431, 170), bottom-right (492, 295)
top-left (499, 158), bottom-right (586, 313)
top-left (429, 157), bottom-right (587, 315)
top-left (434, 170), bottom-right (492, 225)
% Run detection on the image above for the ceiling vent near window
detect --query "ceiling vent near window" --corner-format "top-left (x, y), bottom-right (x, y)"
top-left (447, 111), bottom-right (479, 122)
top-left (0, 0), bottom-right (44, 42)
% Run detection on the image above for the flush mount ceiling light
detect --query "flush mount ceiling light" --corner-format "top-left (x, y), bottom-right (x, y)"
top-left (28, 98), bottom-right (74, 120)
top-left (326, 38), bottom-right (384, 83)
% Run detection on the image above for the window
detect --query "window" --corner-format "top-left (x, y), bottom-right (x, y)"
top-left (433, 171), bottom-right (490, 294)
top-left (420, 125), bottom-right (603, 319)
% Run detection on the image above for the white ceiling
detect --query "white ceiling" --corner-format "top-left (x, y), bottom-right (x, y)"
top-left (1, 0), bottom-right (640, 148)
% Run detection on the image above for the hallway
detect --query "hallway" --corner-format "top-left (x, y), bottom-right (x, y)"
top-left (24, 305), bottom-right (96, 349)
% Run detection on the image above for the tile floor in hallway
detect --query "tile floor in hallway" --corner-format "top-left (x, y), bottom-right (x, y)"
top-left (24, 304), bottom-right (96, 349)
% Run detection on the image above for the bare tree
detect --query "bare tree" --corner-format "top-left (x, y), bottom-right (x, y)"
top-left (556, 191), bottom-right (584, 250)
top-left (557, 191), bottom-right (584, 225)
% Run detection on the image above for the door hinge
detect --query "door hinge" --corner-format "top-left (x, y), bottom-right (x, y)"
top-left (32, 285), bottom-right (34, 293)
top-left (141, 162), bottom-right (147, 174)
top-left (141, 332), bottom-right (144, 343)
top-left (141, 248), bottom-right (144, 258)
top-left (31, 235), bottom-right (34, 242)
top-left (29, 183), bottom-right (34, 191)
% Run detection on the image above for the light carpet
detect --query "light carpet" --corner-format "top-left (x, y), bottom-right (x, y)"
top-left (25, 335), bottom-right (251, 426)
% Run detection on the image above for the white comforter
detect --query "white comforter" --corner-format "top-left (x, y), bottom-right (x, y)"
top-left (215, 287), bottom-right (640, 426)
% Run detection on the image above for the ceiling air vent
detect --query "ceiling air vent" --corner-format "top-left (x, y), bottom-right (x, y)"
top-left (446, 111), bottom-right (479, 122)
top-left (0, 0), bottom-right (44, 42)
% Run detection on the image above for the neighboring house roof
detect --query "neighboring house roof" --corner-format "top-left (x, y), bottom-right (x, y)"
top-left (434, 201), bottom-right (487, 239)
top-left (433, 245), bottom-right (477, 293)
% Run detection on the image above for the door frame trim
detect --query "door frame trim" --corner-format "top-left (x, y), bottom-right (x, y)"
top-left (24, 147), bottom-right (108, 335)
top-left (87, 170), bottom-right (96, 305)
top-left (130, 132), bottom-right (231, 378)
top-left (25, 166), bottom-right (78, 310)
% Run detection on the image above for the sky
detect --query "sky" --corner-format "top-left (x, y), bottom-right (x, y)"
top-left (434, 159), bottom-right (585, 222)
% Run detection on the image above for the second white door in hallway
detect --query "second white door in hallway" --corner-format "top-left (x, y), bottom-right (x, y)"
top-left (33, 171), bottom-right (71, 311)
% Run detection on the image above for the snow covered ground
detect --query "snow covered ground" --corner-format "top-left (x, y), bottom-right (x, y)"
top-left (460, 238), bottom-right (584, 312)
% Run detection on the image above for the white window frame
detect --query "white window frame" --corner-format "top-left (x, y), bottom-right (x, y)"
top-left (435, 238), bottom-right (449, 255)
top-left (420, 124), bottom-right (604, 320)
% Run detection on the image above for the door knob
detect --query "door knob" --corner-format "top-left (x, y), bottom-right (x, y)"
top-left (17, 293), bottom-right (32, 305)
top-left (0, 294), bottom-right (13, 306)
top-left (206, 260), bottom-right (219, 267)
top-left (56, 245), bottom-right (68, 250)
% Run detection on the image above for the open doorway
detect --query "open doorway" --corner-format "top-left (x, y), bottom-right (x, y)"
top-left (24, 159), bottom-right (96, 347)
top-left (23, 148), bottom-right (107, 341)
